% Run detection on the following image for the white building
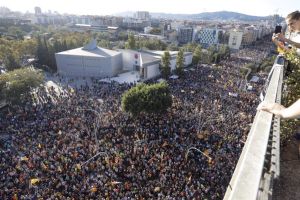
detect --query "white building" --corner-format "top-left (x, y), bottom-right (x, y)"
top-left (119, 50), bottom-right (192, 80)
top-left (55, 40), bottom-right (122, 77)
top-left (242, 26), bottom-right (258, 46)
top-left (144, 26), bottom-right (153, 34)
top-left (55, 39), bottom-right (193, 81)
top-left (177, 27), bottom-right (194, 44)
top-left (228, 30), bottom-right (243, 50)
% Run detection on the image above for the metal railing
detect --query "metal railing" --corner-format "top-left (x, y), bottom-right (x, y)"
top-left (223, 55), bottom-right (285, 200)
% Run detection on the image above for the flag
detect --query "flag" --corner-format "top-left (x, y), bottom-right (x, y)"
top-left (197, 133), bottom-right (204, 139)
top-left (57, 166), bottom-right (62, 173)
top-left (105, 157), bottom-right (110, 165)
top-left (12, 194), bottom-right (18, 200)
top-left (30, 178), bottom-right (40, 185)
top-left (204, 149), bottom-right (210, 157)
top-left (76, 164), bottom-right (81, 171)
top-left (20, 156), bottom-right (29, 161)
top-left (41, 162), bottom-right (48, 170)
top-left (111, 181), bottom-right (121, 185)
top-left (162, 141), bottom-right (168, 147)
top-left (90, 186), bottom-right (97, 192)
top-left (154, 186), bottom-right (160, 192)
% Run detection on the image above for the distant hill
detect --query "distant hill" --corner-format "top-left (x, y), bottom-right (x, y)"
top-left (115, 11), bottom-right (281, 22)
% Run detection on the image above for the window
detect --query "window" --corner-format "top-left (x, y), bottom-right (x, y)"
top-left (232, 36), bottom-right (237, 46)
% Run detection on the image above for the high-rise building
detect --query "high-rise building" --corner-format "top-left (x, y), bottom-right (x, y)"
top-left (135, 11), bottom-right (150, 20)
top-left (196, 28), bottom-right (221, 47)
top-left (177, 26), bottom-right (193, 44)
top-left (241, 26), bottom-right (258, 46)
top-left (228, 30), bottom-right (243, 50)
top-left (34, 7), bottom-right (42, 15)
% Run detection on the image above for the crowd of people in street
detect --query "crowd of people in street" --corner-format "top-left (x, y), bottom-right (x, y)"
top-left (0, 45), bottom-right (269, 199)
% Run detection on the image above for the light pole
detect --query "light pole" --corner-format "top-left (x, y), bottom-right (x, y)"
top-left (81, 151), bottom-right (108, 167)
top-left (185, 147), bottom-right (212, 163)
top-left (198, 117), bottom-right (219, 134)
top-left (77, 108), bottom-right (101, 150)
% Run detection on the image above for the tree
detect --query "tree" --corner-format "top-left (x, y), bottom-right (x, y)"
top-left (219, 44), bottom-right (230, 59)
top-left (36, 36), bottom-right (57, 72)
top-left (0, 67), bottom-right (44, 104)
top-left (98, 40), bottom-right (111, 49)
top-left (36, 36), bottom-right (48, 66)
top-left (7, 26), bottom-right (25, 40)
top-left (182, 42), bottom-right (198, 52)
top-left (125, 33), bottom-right (136, 49)
top-left (149, 28), bottom-right (162, 35)
top-left (175, 49), bottom-right (184, 76)
top-left (117, 31), bottom-right (128, 41)
top-left (4, 53), bottom-right (20, 71)
top-left (167, 43), bottom-right (179, 51)
top-left (192, 45), bottom-right (202, 65)
top-left (207, 45), bottom-right (217, 63)
top-left (160, 51), bottom-right (171, 79)
top-left (121, 82), bottom-right (172, 116)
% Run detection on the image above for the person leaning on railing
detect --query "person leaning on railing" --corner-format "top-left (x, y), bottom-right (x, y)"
top-left (272, 10), bottom-right (300, 55)
top-left (258, 99), bottom-right (300, 119)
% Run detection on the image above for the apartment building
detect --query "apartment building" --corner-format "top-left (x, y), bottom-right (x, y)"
top-left (177, 26), bottom-right (193, 44)
top-left (228, 30), bottom-right (243, 50)
top-left (196, 28), bottom-right (221, 47)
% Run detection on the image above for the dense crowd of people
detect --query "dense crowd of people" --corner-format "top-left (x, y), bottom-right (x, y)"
top-left (0, 46), bottom-right (269, 199)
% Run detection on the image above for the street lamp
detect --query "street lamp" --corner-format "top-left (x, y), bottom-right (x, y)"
top-left (77, 108), bottom-right (102, 150)
top-left (81, 151), bottom-right (108, 167)
top-left (198, 117), bottom-right (219, 133)
top-left (185, 147), bottom-right (212, 163)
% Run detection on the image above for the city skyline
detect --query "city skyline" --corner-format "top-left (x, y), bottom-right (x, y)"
top-left (0, 0), bottom-right (297, 17)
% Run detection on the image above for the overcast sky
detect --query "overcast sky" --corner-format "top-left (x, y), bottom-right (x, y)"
top-left (0, 0), bottom-right (297, 17)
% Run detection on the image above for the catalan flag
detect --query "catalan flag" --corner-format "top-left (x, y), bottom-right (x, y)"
top-left (30, 178), bottom-right (40, 185)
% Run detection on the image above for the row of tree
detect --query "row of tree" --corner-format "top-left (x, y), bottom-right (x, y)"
top-left (159, 49), bottom-right (185, 79)
top-left (0, 38), bottom-right (37, 71)
top-left (125, 33), bottom-right (167, 50)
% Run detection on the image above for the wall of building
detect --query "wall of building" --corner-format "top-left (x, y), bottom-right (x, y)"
top-left (111, 54), bottom-right (123, 75)
top-left (228, 31), bottom-right (243, 50)
top-left (196, 28), bottom-right (220, 46)
top-left (177, 27), bottom-right (193, 44)
top-left (56, 54), bottom-right (84, 76)
top-left (84, 56), bottom-right (112, 77)
top-left (184, 54), bottom-right (193, 66)
top-left (170, 57), bottom-right (177, 71)
top-left (122, 50), bottom-right (141, 71)
top-left (55, 54), bottom-right (122, 78)
top-left (145, 63), bottom-right (160, 80)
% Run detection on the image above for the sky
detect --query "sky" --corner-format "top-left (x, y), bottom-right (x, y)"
top-left (0, 0), bottom-right (298, 17)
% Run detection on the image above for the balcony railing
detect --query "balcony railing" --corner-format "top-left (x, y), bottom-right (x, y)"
top-left (223, 55), bottom-right (285, 200)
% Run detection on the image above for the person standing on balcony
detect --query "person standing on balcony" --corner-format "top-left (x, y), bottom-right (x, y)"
top-left (272, 10), bottom-right (300, 54)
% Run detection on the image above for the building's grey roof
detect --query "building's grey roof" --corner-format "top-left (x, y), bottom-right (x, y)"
top-left (118, 49), bottom-right (161, 65)
top-left (140, 52), bottom-right (160, 64)
top-left (56, 40), bottom-right (120, 57)
top-left (82, 39), bottom-right (97, 50)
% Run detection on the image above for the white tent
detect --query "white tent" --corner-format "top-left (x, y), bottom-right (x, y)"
top-left (250, 76), bottom-right (259, 83)
top-left (169, 75), bottom-right (179, 79)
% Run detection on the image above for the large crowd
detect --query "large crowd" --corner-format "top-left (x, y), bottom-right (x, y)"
top-left (0, 46), bottom-right (269, 199)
